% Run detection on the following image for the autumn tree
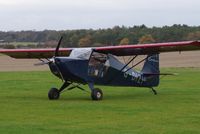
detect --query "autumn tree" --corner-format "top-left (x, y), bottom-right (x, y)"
top-left (78, 35), bottom-right (92, 47)
top-left (138, 34), bottom-right (155, 44)
top-left (119, 37), bottom-right (130, 45)
top-left (186, 31), bottom-right (200, 40)
top-left (1, 24), bottom-right (200, 48)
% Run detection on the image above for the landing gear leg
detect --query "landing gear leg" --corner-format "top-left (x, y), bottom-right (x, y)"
top-left (89, 83), bottom-right (103, 101)
top-left (48, 82), bottom-right (71, 100)
top-left (151, 87), bottom-right (157, 95)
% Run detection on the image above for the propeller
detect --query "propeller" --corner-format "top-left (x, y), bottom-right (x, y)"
top-left (35, 36), bottom-right (64, 81)
top-left (35, 36), bottom-right (63, 66)
top-left (34, 59), bottom-right (51, 66)
top-left (55, 36), bottom-right (63, 57)
top-left (53, 36), bottom-right (64, 81)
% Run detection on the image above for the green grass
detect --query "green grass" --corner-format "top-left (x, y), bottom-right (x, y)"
top-left (0, 68), bottom-right (200, 134)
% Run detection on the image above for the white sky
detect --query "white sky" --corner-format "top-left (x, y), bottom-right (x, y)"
top-left (0, 0), bottom-right (199, 31)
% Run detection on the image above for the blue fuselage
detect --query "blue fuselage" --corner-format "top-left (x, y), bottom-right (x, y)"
top-left (49, 56), bottom-right (159, 87)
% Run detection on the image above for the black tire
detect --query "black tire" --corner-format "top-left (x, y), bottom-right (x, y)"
top-left (48, 88), bottom-right (60, 100)
top-left (91, 88), bottom-right (103, 100)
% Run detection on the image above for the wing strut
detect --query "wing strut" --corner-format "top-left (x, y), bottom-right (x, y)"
top-left (119, 55), bottom-right (138, 72)
top-left (123, 55), bottom-right (152, 73)
top-left (106, 55), bottom-right (138, 84)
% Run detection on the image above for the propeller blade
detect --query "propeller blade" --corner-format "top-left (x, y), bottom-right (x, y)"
top-left (34, 59), bottom-right (52, 66)
top-left (34, 62), bottom-right (49, 66)
top-left (54, 62), bottom-right (64, 81)
top-left (55, 36), bottom-right (63, 56)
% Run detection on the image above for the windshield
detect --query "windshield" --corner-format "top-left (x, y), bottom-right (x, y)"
top-left (69, 48), bottom-right (92, 59)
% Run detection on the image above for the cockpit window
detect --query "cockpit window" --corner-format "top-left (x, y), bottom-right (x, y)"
top-left (88, 52), bottom-right (108, 77)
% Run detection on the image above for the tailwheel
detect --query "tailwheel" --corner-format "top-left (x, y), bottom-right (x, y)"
top-left (48, 88), bottom-right (60, 100)
top-left (91, 88), bottom-right (103, 100)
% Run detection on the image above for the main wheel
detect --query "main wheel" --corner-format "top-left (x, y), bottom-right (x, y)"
top-left (48, 88), bottom-right (60, 100)
top-left (91, 88), bottom-right (103, 100)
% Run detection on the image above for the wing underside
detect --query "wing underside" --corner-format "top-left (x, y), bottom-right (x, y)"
top-left (0, 41), bottom-right (199, 58)
top-left (94, 41), bottom-right (200, 56)
top-left (0, 48), bottom-right (72, 58)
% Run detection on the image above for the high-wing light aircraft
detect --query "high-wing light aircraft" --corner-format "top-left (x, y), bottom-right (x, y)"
top-left (0, 37), bottom-right (200, 100)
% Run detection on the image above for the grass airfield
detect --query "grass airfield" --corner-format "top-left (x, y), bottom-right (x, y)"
top-left (0, 68), bottom-right (200, 134)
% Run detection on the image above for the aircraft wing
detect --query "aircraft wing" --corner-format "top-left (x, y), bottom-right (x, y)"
top-left (94, 41), bottom-right (200, 56)
top-left (0, 41), bottom-right (200, 58)
top-left (0, 48), bottom-right (72, 58)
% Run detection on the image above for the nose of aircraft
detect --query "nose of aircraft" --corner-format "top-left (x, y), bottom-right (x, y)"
top-left (48, 57), bottom-right (64, 80)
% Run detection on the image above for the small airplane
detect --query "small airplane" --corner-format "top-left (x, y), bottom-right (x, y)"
top-left (0, 37), bottom-right (200, 101)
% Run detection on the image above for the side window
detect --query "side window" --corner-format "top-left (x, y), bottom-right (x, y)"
top-left (88, 52), bottom-right (108, 77)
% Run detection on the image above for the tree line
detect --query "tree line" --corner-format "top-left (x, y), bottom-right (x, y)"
top-left (0, 24), bottom-right (200, 48)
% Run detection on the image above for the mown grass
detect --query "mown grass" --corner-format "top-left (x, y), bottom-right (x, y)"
top-left (0, 68), bottom-right (200, 134)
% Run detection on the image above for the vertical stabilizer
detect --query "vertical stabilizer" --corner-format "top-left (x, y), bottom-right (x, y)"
top-left (141, 54), bottom-right (160, 86)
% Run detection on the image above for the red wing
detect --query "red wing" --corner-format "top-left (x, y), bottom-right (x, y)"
top-left (94, 41), bottom-right (200, 56)
top-left (1, 41), bottom-right (200, 58)
top-left (0, 48), bottom-right (72, 58)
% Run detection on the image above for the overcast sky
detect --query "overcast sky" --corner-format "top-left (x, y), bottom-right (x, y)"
top-left (0, 0), bottom-right (200, 31)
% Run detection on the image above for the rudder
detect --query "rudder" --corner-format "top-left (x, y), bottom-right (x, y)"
top-left (141, 54), bottom-right (160, 86)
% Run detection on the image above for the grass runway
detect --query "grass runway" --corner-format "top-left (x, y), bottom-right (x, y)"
top-left (0, 68), bottom-right (200, 134)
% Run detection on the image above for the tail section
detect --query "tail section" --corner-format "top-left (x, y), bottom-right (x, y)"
top-left (141, 54), bottom-right (160, 86)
